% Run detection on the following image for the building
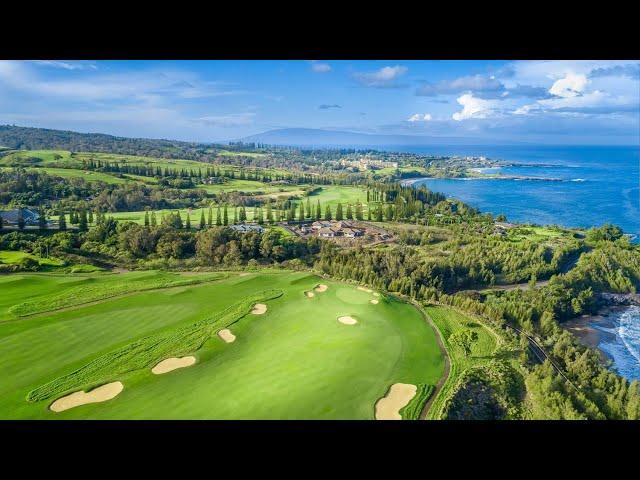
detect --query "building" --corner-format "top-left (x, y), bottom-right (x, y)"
top-left (318, 227), bottom-right (341, 238)
top-left (230, 224), bottom-right (264, 233)
top-left (0, 208), bottom-right (40, 226)
top-left (342, 227), bottom-right (364, 238)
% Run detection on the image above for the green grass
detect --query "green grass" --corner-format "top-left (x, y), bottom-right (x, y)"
top-left (0, 271), bottom-right (444, 419)
top-left (0, 250), bottom-right (65, 267)
top-left (307, 185), bottom-right (369, 209)
top-left (424, 305), bottom-right (498, 419)
top-left (399, 383), bottom-right (434, 420)
top-left (7, 270), bottom-right (228, 318)
top-left (26, 289), bottom-right (284, 402)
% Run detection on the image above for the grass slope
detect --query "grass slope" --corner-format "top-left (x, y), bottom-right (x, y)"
top-left (0, 271), bottom-right (444, 419)
top-left (424, 305), bottom-right (498, 419)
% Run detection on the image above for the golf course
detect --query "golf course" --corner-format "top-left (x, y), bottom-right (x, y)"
top-left (0, 270), bottom-right (445, 419)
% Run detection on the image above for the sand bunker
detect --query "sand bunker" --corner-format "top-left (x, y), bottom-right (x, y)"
top-left (218, 328), bottom-right (236, 343)
top-left (357, 286), bottom-right (373, 293)
top-left (305, 291), bottom-right (315, 298)
top-left (251, 303), bottom-right (267, 314)
top-left (314, 284), bottom-right (328, 293)
top-left (338, 315), bottom-right (358, 325)
top-left (373, 292), bottom-right (380, 297)
top-left (370, 299), bottom-right (379, 305)
top-left (50, 381), bottom-right (124, 413)
top-left (152, 356), bottom-right (196, 374)
top-left (375, 383), bottom-right (417, 420)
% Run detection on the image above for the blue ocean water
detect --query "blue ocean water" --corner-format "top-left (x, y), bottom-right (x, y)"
top-left (384, 145), bottom-right (639, 238)
top-left (593, 306), bottom-right (640, 381)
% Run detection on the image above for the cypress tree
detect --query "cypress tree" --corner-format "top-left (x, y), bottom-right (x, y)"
top-left (266, 202), bottom-right (273, 224)
top-left (239, 206), bottom-right (247, 223)
top-left (346, 204), bottom-right (353, 220)
top-left (79, 210), bottom-right (88, 232)
top-left (88, 210), bottom-right (94, 224)
top-left (306, 198), bottom-right (311, 218)
top-left (233, 207), bottom-right (237, 224)
top-left (150, 211), bottom-right (157, 227)
top-left (324, 205), bottom-right (332, 221)
top-left (17, 210), bottom-right (25, 230)
top-left (144, 211), bottom-right (150, 227)
top-left (376, 205), bottom-right (383, 222)
top-left (217, 206), bottom-right (223, 226)
top-left (299, 202), bottom-right (305, 221)
top-left (200, 210), bottom-right (206, 229)
top-left (208, 207), bottom-right (213, 226)
top-left (186, 213), bottom-right (191, 230)
top-left (316, 200), bottom-right (322, 220)
top-left (58, 212), bottom-right (67, 231)
top-left (336, 203), bottom-right (343, 221)
top-left (38, 208), bottom-right (47, 230)
top-left (367, 205), bottom-right (372, 221)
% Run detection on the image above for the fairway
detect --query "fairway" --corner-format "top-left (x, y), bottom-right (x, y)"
top-left (0, 270), bottom-right (444, 419)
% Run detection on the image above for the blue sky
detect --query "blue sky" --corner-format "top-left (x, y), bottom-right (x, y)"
top-left (0, 60), bottom-right (638, 144)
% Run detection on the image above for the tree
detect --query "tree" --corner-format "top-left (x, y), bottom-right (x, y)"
top-left (144, 211), bottom-right (150, 227)
top-left (150, 211), bottom-right (157, 227)
top-left (38, 208), bottom-right (47, 230)
top-left (266, 202), bottom-right (274, 223)
top-left (223, 205), bottom-right (229, 226)
top-left (239, 206), bottom-right (247, 222)
top-left (88, 210), bottom-right (94, 224)
top-left (316, 200), bottom-right (322, 220)
top-left (58, 212), bottom-right (67, 231)
top-left (0, 214), bottom-right (3, 231)
top-left (367, 205), bottom-right (372, 221)
top-left (355, 203), bottom-right (363, 221)
top-left (449, 330), bottom-right (478, 357)
top-left (185, 213), bottom-right (191, 230)
top-left (376, 205), bottom-right (383, 222)
top-left (324, 205), bottom-right (332, 221)
top-left (200, 210), bottom-right (206, 229)
top-left (346, 204), bottom-right (353, 220)
top-left (79, 210), bottom-right (88, 232)
top-left (336, 203), bottom-right (343, 221)
top-left (233, 207), bottom-right (238, 224)
top-left (306, 198), bottom-right (311, 218)
top-left (299, 202), bottom-right (305, 221)
top-left (208, 207), bottom-right (213, 226)
top-left (17, 210), bottom-right (25, 230)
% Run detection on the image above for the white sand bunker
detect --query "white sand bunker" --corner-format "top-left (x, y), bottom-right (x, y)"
top-left (50, 381), bottom-right (124, 413)
top-left (218, 328), bottom-right (236, 343)
top-left (370, 299), bottom-right (379, 305)
top-left (373, 292), bottom-right (380, 297)
top-left (152, 356), bottom-right (196, 374)
top-left (338, 315), bottom-right (358, 325)
top-left (304, 291), bottom-right (315, 298)
top-left (375, 383), bottom-right (417, 420)
top-left (357, 286), bottom-right (373, 293)
top-left (314, 284), bottom-right (328, 293)
top-left (251, 303), bottom-right (267, 314)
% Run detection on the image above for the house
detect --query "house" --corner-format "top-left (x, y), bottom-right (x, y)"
top-left (300, 225), bottom-right (313, 234)
top-left (0, 208), bottom-right (40, 226)
top-left (230, 224), bottom-right (264, 233)
top-left (312, 221), bottom-right (332, 230)
top-left (342, 227), bottom-right (364, 238)
top-left (318, 227), bottom-right (341, 238)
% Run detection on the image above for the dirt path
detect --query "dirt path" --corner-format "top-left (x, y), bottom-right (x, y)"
top-left (418, 306), bottom-right (451, 420)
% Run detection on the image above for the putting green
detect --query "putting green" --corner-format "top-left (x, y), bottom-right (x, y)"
top-left (0, 270), bottom-right (444, 419)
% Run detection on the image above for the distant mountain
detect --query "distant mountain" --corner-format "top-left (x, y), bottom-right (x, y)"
top-left (240, 128), bottom-right (520, 148)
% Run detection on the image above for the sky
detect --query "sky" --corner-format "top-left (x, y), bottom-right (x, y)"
top-left (0, 60), bottom-right (638, 145)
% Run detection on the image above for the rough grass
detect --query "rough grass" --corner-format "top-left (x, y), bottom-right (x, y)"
top-left (8, 271), bottom-right (228, 317)
top-left (27, 289), bottom-right (284, 402)
top-left (399, 383), bottom-right (434, 420)
top-left (424, 305), bottom-right (498, 420)
top-left (0, 250), bottom-right (65, 267)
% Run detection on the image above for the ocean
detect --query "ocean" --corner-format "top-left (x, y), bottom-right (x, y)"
top-left (385, 144), bottom-right (639, 381)
top-left (383, 145), bottom-right (639, 239)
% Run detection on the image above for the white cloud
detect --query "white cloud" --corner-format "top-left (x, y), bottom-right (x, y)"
top-left (311, 61), bottom-right (332, 73)
top-left (452, 94), bottom-right (496, 121)
top-left (353, 65), bottom-right (408, 87)
top-left (548, 72), bottom-right (588, 98)
top-left (407, 113), bottom-right (432, 122)
top-left (32, 60), bottom-right (97, 71)
top-left (196, 113), bottom-right (256, 127)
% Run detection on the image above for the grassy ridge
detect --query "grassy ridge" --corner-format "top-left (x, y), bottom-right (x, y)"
top-left (424, 305), bottom-right (498, 420)
top-left (8, 272), bottom-right (228, 317)
top-left (27, 289), bottom-right (283, 402)
top-left (400, 383), bottom-right (434, 420)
